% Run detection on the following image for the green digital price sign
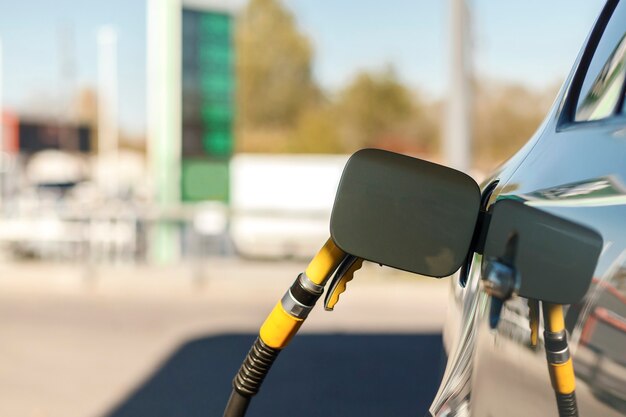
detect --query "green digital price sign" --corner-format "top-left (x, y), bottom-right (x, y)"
top-left (181, 8), bottom-right (234, 202)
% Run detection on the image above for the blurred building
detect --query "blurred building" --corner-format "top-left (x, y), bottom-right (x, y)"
top-left (0, 1), bottom-right (350, 263)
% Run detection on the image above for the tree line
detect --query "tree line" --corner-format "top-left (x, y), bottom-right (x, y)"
top-left (235, 0), bottom-right (558, 170)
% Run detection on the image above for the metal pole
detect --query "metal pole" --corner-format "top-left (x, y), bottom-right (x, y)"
top-left (97, 26), bottom-right (119, 193)
top-left (58, 24), bottom-right (78, 151)
top-left (147, 0), bottom-right (182, 263)
top-left (446, 0), bottom-right (473, 172)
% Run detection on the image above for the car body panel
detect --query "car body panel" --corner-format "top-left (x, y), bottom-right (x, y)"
top-left (431, 1), bottom-right (626, 415)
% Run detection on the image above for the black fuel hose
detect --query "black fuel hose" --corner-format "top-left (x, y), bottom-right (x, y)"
top-left (222, 391), bottom-right (251, 417)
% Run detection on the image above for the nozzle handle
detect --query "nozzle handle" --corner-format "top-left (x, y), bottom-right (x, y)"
top-left (224, 238), bottom-right (347, 417)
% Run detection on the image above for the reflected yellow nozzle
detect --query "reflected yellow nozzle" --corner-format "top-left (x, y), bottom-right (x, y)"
top-left (543, 303), bottom-right (576, 395)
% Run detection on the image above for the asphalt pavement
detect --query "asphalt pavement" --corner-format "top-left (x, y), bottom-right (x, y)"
top-left (0, 259), bottom-right (449, 417)
top-left (105, 333), bottom-right (443, 417)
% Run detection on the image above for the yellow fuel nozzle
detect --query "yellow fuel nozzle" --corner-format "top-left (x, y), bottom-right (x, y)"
top-left (225, 237), bottom-right (350, 417)
top-left (304, 238), bottom-right (348, 286)
top-left (257, 238), bottom-right (346, 349)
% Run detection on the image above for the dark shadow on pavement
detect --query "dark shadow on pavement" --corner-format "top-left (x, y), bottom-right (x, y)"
top-left (104, 333), bottom-right (443, 417)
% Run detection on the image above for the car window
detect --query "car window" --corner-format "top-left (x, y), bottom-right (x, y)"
top-left (575, 0), bottom-right (626, 122)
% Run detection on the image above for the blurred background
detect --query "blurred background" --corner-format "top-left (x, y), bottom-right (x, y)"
top-left (0, 0), bottom-right (608, 416)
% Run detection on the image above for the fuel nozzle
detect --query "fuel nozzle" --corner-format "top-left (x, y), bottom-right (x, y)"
top-left (224, 238), bottom-right (367, 417)
top-left (226, 238), bottom-right (346, 411)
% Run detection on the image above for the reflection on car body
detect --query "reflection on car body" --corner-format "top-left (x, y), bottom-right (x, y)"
top-left (575, 266), bottom-right (626, 414)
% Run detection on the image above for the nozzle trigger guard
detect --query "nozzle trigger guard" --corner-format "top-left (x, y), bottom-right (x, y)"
top-left (324, 255), bottom-right (363, 311)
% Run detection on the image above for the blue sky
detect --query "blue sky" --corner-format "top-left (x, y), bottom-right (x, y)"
top-left (0, 0), bottom-right (607, 135)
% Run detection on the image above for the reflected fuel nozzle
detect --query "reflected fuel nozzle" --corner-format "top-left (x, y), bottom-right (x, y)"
top-left (542, 302), bottom-right (577, 417)
top-left (480, 199), bottom-right (602, 417)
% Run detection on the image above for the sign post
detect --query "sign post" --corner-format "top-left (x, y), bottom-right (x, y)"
top-left (147, 0), bottom-right (182, 263)
top-left (97, 26), bottom-right (119, 194)
top-left (446, 0), bottom-right (473, 173)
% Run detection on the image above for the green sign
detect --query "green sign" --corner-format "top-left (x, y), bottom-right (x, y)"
top-left (181, 159), bottom-right (230, 202)
top-left (181, 8), bottom-right (234, 202)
